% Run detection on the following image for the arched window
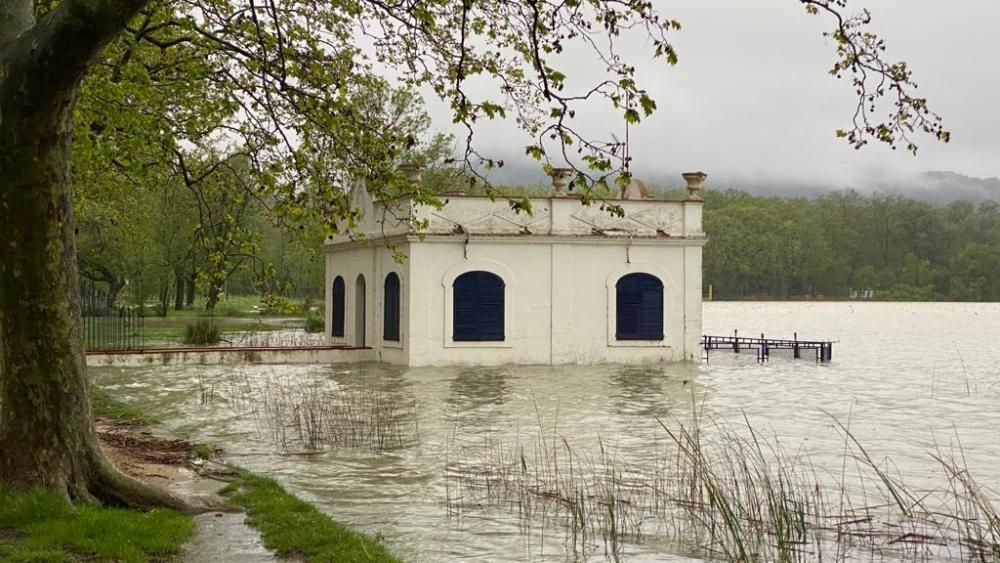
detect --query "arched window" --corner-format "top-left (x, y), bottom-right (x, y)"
top-left (383, 272), bottom-right (401, 342)
top-left (616, 273), bottom-right (663, 340)
top-left (331, 276), bottom-right (345, 337)
top-left (453, 271), bottom-right (505, 341)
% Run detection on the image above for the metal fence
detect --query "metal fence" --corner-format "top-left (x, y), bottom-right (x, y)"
top-left (81, 279), bottom-right (144, 351)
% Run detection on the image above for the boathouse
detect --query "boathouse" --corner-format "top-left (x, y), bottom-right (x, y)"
top-left (324, 170), bottom-right (707, 366)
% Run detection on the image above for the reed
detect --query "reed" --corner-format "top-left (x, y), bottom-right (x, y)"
top-left (220, 369), bottom-right (419, 454)
top-left (446, 407), bottom-right (1000, 562)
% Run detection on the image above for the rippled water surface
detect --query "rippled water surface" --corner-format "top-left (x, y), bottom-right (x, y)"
top-left (91, 302), bottom-right (1000, 562)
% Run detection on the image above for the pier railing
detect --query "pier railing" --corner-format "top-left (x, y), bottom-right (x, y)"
top-left (702, 331), bottom-right (833, 363)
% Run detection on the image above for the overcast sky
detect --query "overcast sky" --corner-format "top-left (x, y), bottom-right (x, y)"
top-left (420, 0), bottom-right (1000, 194)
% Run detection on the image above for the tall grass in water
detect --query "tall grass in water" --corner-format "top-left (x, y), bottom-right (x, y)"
top-left (446, 408), bottom-right (1000, 562)
top-left (446, 431), bottom-right (648, 560)
top-left (222, 369), bottom-right (419, 454)
top-left (183, 317), bottom-right (221, 344)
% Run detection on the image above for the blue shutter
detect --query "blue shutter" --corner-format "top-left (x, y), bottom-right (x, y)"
top-left (453, 271), bottom-right (505, 341)
top-left (477, 272), bottom-right (505, 341)
top-left (616, 275), bottom-right (641, 339)
top-left (383, 273), bottom-right (401, 341)
top-left (638, 275), bottom-right (664, 340)
top-left (453, 273), bottom-right (479, 341)
top-left (616, 273), bottom-right (663, 340)
top-left (332, 276), bottom-right (345, 337)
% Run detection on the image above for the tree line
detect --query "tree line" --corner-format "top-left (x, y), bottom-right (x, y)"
top-left (76, 153), bottom-right (327, 315)
top-left (702, 189), bottom-right (1000, 301)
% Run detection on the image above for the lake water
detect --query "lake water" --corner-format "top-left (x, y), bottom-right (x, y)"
top-left (91, 302), bottom-right (1000, 562)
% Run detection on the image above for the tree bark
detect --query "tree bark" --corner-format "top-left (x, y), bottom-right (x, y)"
top-left (0, 0), bottom-right (32, 45)
top-left (0, 0), bottom-right (185, 509)
top-left (159, 281), bottom-right (170, 317)
top-left (186, 272), bottom-right (197, 307)
top-left (106, 277), bottom-right (125, 311)
top-left (174, 272), bottom-right (185, 311)
top-left (205, 281), bottom-right (223, 311)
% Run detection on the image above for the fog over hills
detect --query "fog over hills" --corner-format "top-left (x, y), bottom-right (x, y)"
top-left (722, 171), bottom-right (1000, 204)
top-left (477, 160), bottom-right (1000, 205)
top-left (893, 171), bottom-right (1000, 204)
top-left (699, 171), bottom-right (1000, 204)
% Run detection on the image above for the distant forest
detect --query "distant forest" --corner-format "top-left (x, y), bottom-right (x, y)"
top-left (701, 189), bottom-right (1000, 301)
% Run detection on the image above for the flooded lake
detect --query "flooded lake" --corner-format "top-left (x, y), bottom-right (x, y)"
top-left (91, 302), bottom-right (1000, 562)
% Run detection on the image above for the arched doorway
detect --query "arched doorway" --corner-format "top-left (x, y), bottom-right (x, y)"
top-left (355, 274), bottom-right (366, 346)
top-left (331, 276), bottom-right (345, 337)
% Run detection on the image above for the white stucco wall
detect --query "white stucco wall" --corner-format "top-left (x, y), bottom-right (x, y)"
top-left (325, 242), bottom-right (410, 365)
top-left (403, 238), bottom-right (702, 366)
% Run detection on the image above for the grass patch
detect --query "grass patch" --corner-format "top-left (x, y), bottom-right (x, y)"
top-left (89, 386), bottom-right (156, 425)
top-left (192, 444), bottom-right (215, 460)
top-left (0, 487), bottom-right (193, 562)
top-left (166, 295), bottom-right (311, 318)
top-left (221, 469), bottom-right (400, 563)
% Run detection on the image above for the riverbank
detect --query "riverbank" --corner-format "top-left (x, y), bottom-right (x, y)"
top-left (0, 388), bottom-right (400, 562)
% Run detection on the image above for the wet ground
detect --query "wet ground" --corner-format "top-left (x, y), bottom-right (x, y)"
top-left (180, 512), bottom-right (279, 563)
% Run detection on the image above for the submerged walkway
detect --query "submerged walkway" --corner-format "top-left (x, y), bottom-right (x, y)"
top-left (181, 512), bottom-right (279, 563)
top-left (86, 344), bottom-right (373, 366)
top-left (702, 331), bottom-right (834, 363)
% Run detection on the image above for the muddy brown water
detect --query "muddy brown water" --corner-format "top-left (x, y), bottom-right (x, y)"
top-left (91, 302), bottom-right (1000, 562)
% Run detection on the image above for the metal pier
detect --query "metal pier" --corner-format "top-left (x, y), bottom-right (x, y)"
top-left (702, 330), bottom-right (834, 363)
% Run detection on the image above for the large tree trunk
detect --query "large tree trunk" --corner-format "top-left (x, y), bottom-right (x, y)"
top-left (0, 0), bottom-right (184, 510)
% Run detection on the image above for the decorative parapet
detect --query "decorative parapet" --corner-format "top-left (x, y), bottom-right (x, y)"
top-left (414, 197), bottom-right (551, 236)
top-left (560, 199), bottom-right (685, 237)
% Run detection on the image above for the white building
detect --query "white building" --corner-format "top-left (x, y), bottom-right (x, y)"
top-left (324, 171), bottom-right (707, 366)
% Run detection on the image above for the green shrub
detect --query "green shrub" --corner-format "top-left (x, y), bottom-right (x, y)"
top-left (184, 317), bottom-right (221, 345)
top-left (260, 293), bottom-right (297, 316)
top-left (304, 314), bottom-right (324, 333)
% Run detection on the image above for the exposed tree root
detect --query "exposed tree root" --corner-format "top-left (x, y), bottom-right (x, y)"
top-left (89, 453), bottom-right (193, 513)
top-left (0, 435), bottom-right (213, 514)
